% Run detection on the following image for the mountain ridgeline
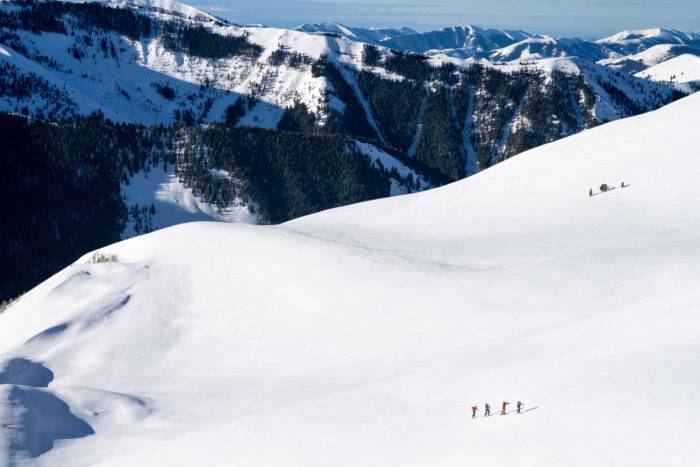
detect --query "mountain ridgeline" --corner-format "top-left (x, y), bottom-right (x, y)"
top-left (0, 0), bottom-right (689, 299)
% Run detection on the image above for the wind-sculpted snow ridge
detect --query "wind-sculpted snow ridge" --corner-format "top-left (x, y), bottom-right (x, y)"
top-left (1, 90), bottom-right (699, 466)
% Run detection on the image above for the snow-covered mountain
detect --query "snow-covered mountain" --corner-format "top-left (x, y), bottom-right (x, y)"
top-left (0, 1), bottom-right (690, 308)
top-left (403, 25), bottom-right (700, 75)
top-left (381, 25), bottom-right (538, 54)
top-left (2, 87), bottom-right (699, 466)
top-left (600, 44), bottom-right (700, 74)
top-left (0, 0), bottom-right (691, 303)
top-left (294, 22), bottom-right (416, 44)
top-left (0, 0), bottom-right (360, 125)
top-left (0, 0), bottom-right (681, 133)
top-left (0, 0), bottom-right (687, 130)
top-left (290, 20), bottom-right (700, 78)
top-left (635, 54), bottom-right (700, 93)
top-left (488, 36), bottom-right (573, 62)
top-left (596, 28), bottom-right (700, 55)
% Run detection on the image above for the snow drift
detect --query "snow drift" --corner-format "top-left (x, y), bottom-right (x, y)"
top-left (1, 92), bottom-right (700, 466)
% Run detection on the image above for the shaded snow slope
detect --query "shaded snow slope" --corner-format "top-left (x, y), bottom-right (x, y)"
top-left (121, 165), bottom-right (258, 237)
top-left (2, 55), bottom-right (700, 467)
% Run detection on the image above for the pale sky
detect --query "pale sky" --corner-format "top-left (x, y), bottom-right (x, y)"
top-left (187, 0), bottom-right (700, 39)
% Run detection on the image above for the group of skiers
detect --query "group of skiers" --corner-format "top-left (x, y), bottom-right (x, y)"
top-left (589, 181), bottom-right (628, 196)
top-left (470, 401), bottom-right (525, 418)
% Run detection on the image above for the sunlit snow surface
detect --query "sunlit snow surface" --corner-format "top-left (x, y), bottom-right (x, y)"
top-left (1, 93), bottom-right (700, 466)
top-left (635, 54), bottom-right (700, 85)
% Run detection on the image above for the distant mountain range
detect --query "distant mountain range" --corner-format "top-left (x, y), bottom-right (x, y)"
top-left (295, 23), bottom-right (700, 76)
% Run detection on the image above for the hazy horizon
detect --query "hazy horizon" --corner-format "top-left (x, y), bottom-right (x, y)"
top-left (185, 0), bottom-right (700, 39)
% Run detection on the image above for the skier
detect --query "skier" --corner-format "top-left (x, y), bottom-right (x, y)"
top-left (471, 405), bottom-right (478, 418)
top-left (621, 181), bottom-right (627, 188)
top-left (517, 401), bottom-right (524, 414)
top-left (484, 403), bottom-right (491, 416)
top-left (501, 401), bottom-right (509, 415)
top-left (589, 188), bottom-right (593, 197)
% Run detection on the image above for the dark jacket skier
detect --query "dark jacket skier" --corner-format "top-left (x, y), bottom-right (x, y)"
top-left (589, 188), bottom-right (593, 196)
top-left (501, 401), bottom-right (509, 415)
top-left (517, 401), bottom-right (524, 414)
top-left (484, 403), bottom-right (491, 416)
top-left (471, 405), bottom-right (478, 418)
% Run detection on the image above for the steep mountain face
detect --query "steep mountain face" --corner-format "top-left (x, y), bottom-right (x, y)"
top-left (1, 90), bottom-right (699, 467)
top-left (0, 0), bottom-right (688, 301)
top-left (295, 22), bottom-right (416, 44)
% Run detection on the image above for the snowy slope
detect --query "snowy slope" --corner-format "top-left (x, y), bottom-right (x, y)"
top-left (382, 25), bottom-right (539, 54)
top-left (635, 53), bottom-right (700, 84)
top-left (423, 27), bottom-right (700, 69)
top-left (294, 22), bottom-right (416, 44)
top-left (597, 28), bottom-right (700, 53)
top-left (0, 1), bottom-right (688, 129)
top-left (1, 90), bottom-right (700, 466)
top-left (0, 1), bottom-right (365, 126)
top-left (601, 44), bottom-right (700, 74)
top-left (488, 36), bottom-right (565, 62)
top-left (121, 165), bottom-right (258, 236)
top-left (429, 53), bottom-right (682, 122)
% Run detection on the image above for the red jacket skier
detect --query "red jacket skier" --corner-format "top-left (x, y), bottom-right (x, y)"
top-left (471, 405), bottom-right (478, 418)
top-left (501, 401), bottom-right (509, 415)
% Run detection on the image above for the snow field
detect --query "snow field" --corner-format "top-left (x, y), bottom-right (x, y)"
top-left (1, 91), bottom-right (699, 466)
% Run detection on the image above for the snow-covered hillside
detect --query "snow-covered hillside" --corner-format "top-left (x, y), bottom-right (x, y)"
top-left (635, 53), bottom-right (700, 88)
top-left (295, 22), bottom-right (415, 44)
top-left (596, 27), bottom-right (700, 54)
top-left (383, 25), bottom-right (538, 54)
top-left (431, 54), bottom-right (681, 123)
top-left (0, 0), bottom-right (687, 132)
top-left (0, 0), bottom-right (377, 126)
top-left (1, 88), bottom-right (699, 466)
top-left (411, 25), bottom-right (700, 75)
top-left (600, 44), bottom-right (700, 74)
